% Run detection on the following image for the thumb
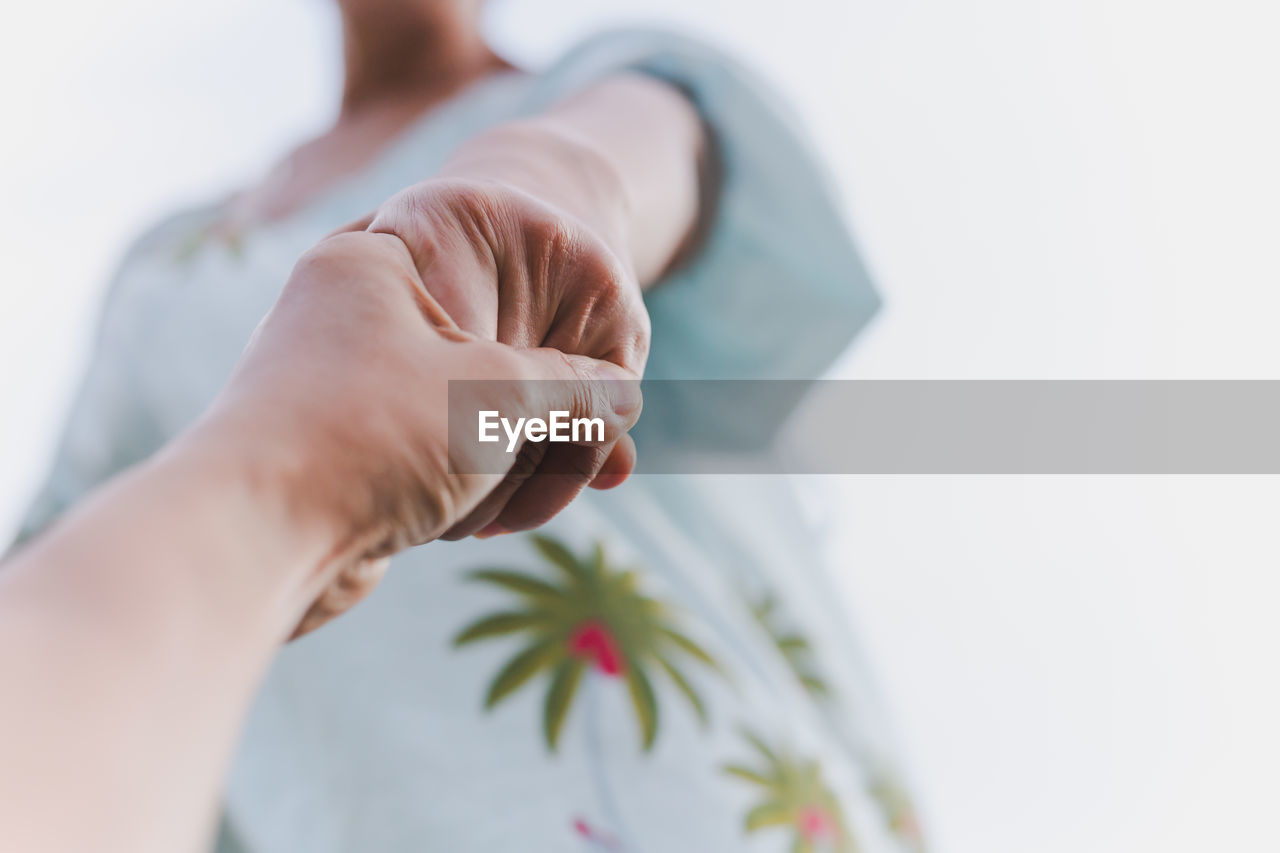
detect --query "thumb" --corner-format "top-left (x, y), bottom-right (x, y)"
top-left (514, 348), bottom-right (644, 444)
top-left (461, 350), bottom-right (642, 536)
top-left (438, 349), bottom-right (643, 540)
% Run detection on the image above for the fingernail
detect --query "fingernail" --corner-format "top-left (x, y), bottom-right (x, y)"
top-left (474, 521), bottom-right (510, 540)
top-left (611, 381), bottom-right (642, 417)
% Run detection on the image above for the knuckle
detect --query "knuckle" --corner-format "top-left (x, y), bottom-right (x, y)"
top-left (550, 347), bottom-right (585, 381)
top-left (521, 207), bottom-right (573, 256)
top-left (293, 230), bottom-right (413, 278)
top-left (292, 233), bottom-right (349, 275)
top-left (570, 373), bottom-right (608, 424)
top-left (368, 194), bottom-right (442, 267)
top-left (486, 342), bottom-right (536, 383)
top-left (575, 236), bottom-right (632, 302)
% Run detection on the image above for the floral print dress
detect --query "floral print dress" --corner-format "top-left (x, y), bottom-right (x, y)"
top-left (16, 29), bottom-right (917, 853)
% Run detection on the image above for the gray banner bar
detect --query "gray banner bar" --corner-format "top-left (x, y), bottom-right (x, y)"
top-left (448, 380), bottom-right (1280, 474)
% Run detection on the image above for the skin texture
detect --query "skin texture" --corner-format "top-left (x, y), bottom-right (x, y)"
top-left (0, 230), bottom-right (641, 853)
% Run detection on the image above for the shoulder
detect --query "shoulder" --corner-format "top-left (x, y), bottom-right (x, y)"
top-left (525, 27), bottom-right (779, 113)
top-left (547, 26), bottom-right (750, 73)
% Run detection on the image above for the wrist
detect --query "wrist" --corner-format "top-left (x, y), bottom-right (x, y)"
top-left (152, 416), bottom-right (346, 629)
top-left (438, 119), bottom-right (636, 271)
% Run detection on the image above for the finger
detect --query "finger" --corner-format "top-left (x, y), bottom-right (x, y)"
top-left (588, 433), bottom-right (636, 490)
top-left (519, 348), bottom-right (644, 438)
top-left (578, 290), bottom-right (651, 377)
top-left (494, 349), bottom-right (642, 532)
top-left (368, 201), bottom-right (500, 339)
top-left (468, 446), bottom-right (635, 538)
top-left (293, 232), bottom-right (460, 334)
top-left (323, 210), bottom-right (377, 239)
top-left (488, 441), bottom-right (613, 533)
top-left (438, 440), bottom-right (547, 541)
top-left (461, 349), bottom-right (642, 537)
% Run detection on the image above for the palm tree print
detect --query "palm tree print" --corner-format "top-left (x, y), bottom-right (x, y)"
top-left (751, 593), bottom-right (830, 699)
top-left (868, 773), bottom-right (924, 850)
top-left (453, 534), bottom-right (721, 752)
top-left (724, 729), bottom-right (856, 853)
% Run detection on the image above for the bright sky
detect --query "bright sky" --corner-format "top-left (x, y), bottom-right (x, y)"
top-left (1, 1), bottom-right (1278, 851)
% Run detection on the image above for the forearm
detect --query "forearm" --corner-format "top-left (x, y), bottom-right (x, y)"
top-left (0, 431), bottom-right (330, 852)
top-left (439, 73), bottom-right (708, 285)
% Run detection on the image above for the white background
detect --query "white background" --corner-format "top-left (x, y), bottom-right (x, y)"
top-left (2, 1), bottom-right (1278, 851)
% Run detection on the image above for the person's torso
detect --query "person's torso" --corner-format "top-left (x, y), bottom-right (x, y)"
top-left (82, 52), bottom-right (919, 853)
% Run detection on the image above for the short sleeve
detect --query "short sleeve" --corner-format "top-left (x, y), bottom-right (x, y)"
top-left (520, 29), bottom-right (880, 443)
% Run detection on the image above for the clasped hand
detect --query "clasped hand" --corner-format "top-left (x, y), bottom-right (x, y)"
top-left (195, 79), bottom-right (702, 636)
top-left (194, 177), bottom-right (649, 635)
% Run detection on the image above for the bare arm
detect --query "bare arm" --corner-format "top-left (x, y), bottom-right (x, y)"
top-left (0, 440), bottom-right (324, 853)
top-left (438, 73), bottom-right (708, 286)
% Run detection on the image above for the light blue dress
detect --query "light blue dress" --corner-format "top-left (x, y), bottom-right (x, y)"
top-left (17, 29), bottom-right (919, 853)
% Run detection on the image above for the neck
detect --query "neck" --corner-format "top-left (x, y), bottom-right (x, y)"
top-left (339, 2), bottom-right (505, 116)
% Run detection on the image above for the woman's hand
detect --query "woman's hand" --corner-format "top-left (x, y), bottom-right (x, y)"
top-left (181, 230), bottom-right (641, 635)
top-left (363, 174), bottom-right (650, 373)
top-left (337, 75), bottom-right (708, 537)
top-left (349, 175), bottom-right (650, 539)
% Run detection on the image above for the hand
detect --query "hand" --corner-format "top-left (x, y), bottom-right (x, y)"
top-left (331, 76), bottom-right (706, 539)
top-left (350, 174), bottom-right (652, 538)
top-left (181, 230), bottom-right (641, 635)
